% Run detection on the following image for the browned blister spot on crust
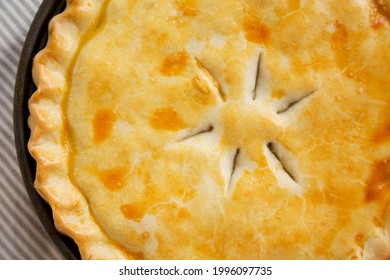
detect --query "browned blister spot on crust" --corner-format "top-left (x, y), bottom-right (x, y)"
top-left (272, 88), bottom-right (286, 99)
top-left (372, 108), bottom-right (390, 143)
top-left (373, 124), bottom-right (390, 143)
top-left (141, 232), bottom-right (150, 240)
top-left (243, 17), bottom-right (270, 45)
top-left (99, 168), bottom-right (127, 191)
top-left (370, 0), bottom-right (390, 29)
top-left (143, 30), bottom-right (169, 45)
top-left (121, 203), bottom-right (145, 221)
top-left (149, 107), bottom-right (186, 131)
top-left (331, 20), bottom-right (350, 70)
top-left (355, 233), bottom-right (367, 249)
top-left (182, 7), bottom-right (199, 16)
top-left (93, 108), bottom-right (116, 143)
top-left (366, 158), bottom-right (390, 201)
top-left (121, 187), bottom-right (192, 223)
top-left (134, 252), bottom-right (145, 260)
top-left (373, 216), bottom-right (383, 227)
top-left (178, 0), bottom-right (200, 17)
top-left (161, 203), bottom-right (191, 224)
top-left (288, 0), bottom-right (301, 10)
top-left (161, 51), bottom-right (189, 76)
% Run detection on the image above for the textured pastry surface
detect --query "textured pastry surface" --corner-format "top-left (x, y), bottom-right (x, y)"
top-left (29, 0), bottom-right (390, 259)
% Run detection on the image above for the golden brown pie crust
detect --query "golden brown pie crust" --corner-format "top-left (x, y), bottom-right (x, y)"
top-left (29, 0), bottom-right (390, 259)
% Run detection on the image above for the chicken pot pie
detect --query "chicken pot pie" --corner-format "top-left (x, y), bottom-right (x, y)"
top-left (28, 0), bottom-right (390, 259)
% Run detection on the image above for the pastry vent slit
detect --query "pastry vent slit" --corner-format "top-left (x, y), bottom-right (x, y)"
top-left (252, 52), bottom-right (262, 100)
top-left (228, 148), bottom-right (241, 190)
top-left (277, 90), bottom-right (316, 114)
top-left (179, 125), bottom-right (214, 141)
top-left (267, 142), bottom-right (297, 183)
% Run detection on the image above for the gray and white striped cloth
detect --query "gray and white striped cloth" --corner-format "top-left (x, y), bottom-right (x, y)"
top-left (0, 0), bottom-right (63, 259)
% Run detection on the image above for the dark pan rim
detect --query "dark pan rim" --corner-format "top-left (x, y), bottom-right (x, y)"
top-left (14, 0), bottom-right (80, 260)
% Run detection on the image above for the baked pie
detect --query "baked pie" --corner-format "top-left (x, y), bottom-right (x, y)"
top-left (28, 0), bottom-right (390, 259)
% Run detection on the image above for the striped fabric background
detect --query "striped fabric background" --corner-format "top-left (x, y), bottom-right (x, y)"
top-left (0, 0), bottom-right (63, 259)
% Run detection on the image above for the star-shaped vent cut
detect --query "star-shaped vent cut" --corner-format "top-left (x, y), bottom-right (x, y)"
top-left (170, 50), bottom-right (318, 195)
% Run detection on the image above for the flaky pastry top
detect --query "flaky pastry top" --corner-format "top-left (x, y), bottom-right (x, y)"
top-left (29, 0), bottom-right (390, 259)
